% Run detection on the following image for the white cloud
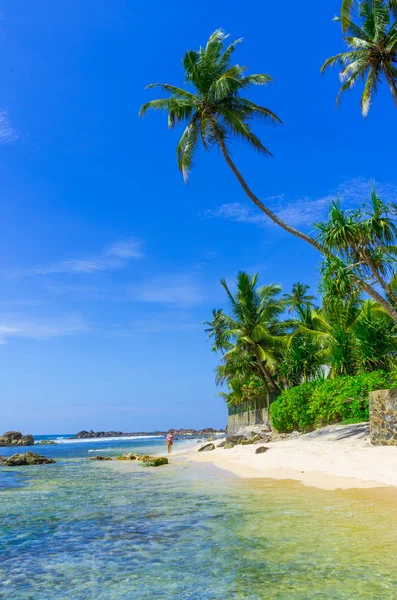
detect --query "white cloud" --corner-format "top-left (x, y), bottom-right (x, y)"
top-left (204, 178), bottom-right (397, 229)
top-left (129, 275), bottom-right (203, 306)
top-left (0, 315), bottom-right (87, 344)
top-left (8, 238), bottom-right (144, 277)
top-left (0, 110), bottom-right (17, 143)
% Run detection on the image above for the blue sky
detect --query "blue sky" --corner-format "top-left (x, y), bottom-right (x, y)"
top-left (0, 0), bottom-right (396, 433)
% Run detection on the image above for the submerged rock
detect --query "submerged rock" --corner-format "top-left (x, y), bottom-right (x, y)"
top-left (0, 452), bottom-right (56, 466)
top-left (114, 453), bottom-right (137, 461)
top-left (198, 443), bottom-right (215, 452)
top-left (140, 457), bottom-right (168, 467)
top-left (114, 452), bottom-right (169, 466)
top-left (255, 446), bottom-right (269, 454)
top-left (0, 431), bottom-right (35, 447)
top-left (88, 455), bottom-right (113, 461)
top-left (36, 440), bottom-right (56, 445)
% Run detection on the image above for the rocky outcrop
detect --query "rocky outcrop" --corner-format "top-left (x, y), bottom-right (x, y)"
top-left (198, 443), bottom-right (215, 452)
top-left (0, 452), bottom-right (56, 466)
top-left (0, 431), bottom-right (35, 447)
top-left (75, 427), bottom-right (224, 439)
top-left (88, 455), bottom-right (113, 461)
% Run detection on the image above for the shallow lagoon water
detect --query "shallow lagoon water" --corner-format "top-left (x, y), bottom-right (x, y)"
top-left (1, 436), bottom-right (397, 599)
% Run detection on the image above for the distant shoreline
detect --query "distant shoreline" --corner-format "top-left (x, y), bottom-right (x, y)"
top-left (74, 428), bottom-right (224, 439)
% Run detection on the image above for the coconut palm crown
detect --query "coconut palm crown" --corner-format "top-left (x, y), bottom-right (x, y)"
top-left (321, 0), bottom-right (397, 116)
top-left (139, 29), bottom-right (281, 182)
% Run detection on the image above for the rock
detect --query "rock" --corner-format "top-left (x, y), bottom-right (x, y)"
top-left (226, 435), bottom-right (248, 445)
top-left (88, 455), bottom-right (113, 461)
top-left (224, 441), bottom-right (235, 449)
top-left (114, 453), bottom-right (137, 461)
top-left (254, 435), bottom-right (271, 444)
top-left (36, 440), bottom-right (56, 445)
top-left (255, 446), bottom-right (269, 454)
top-left (217, 441), bottom-right (226, 448)
top-left (0, 431), bottom-right (35, 447)
top-left (198, 443), bottom-right (215, 452)
top-left (0, 452), bottom-right (56, 466)
top-left (241, 439), bottom-right (254, 445)
top-left (140, 457), bottom-right (168, 467)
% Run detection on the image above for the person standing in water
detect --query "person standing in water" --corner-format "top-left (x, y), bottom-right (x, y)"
top-left (166, 430), bottom-right (174, 454)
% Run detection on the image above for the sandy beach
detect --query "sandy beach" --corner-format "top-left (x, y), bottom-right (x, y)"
top-left (183, 423), bottom-right (397, 490)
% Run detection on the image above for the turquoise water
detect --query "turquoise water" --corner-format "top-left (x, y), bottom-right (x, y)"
top-left (1, 435), bottom-right (397, 599)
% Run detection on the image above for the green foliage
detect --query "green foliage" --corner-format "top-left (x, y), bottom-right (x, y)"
top-left (322, 0), bottom-right (397, 116)
top-left (270, 370), bottom-right (396, 432)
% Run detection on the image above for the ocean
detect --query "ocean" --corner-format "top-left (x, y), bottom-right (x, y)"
top-left (1, 434), bottom-right (397, 599)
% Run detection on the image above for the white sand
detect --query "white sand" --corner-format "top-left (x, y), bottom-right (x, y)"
top-left (183, 423), bottom-right (397, 490)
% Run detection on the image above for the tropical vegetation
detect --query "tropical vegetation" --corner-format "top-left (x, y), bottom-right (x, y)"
top-left (140, 5), bottom-right (397, 432)
top-left (205, 190), bottom-right (397, 430)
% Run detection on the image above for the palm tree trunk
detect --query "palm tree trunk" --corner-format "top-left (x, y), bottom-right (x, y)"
top-left (216, 132), bottom-right (397, 324)
top-left (361, 281), bottom-right (397, 321)
top-left (215, 132), bottom-right (326, 254)
top-left (366, 262), bottom-right (397, 307)
top-left (385, 69), bottom-right (397, 109)
top-left (256, 357), bottom-right (280, 395)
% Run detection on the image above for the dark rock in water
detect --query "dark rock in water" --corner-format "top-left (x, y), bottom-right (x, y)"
top-left (36, 440), bottom-right (56, 445)
top-left (255, 446), bottom-right (269, 454)
top-left (114, 453), bottom-right (137, 461)
top-left (224, 441), bottom-right (235, 449)
top-left (140, 457), bottom-right (168, 467)
top-left (217, 441), bottom-right (226, 448)
top-left (198, 443), bottom-right (215, 452)
top-left (0, 431), bottom-right (35, 447)
top-left (0, 452), bottom-right (56, 466)
top-left (88, 456), bottom-right (113, 461)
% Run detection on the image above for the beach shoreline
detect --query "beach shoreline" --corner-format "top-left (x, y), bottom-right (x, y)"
top-left (179, 423), bottom-right (397, 491)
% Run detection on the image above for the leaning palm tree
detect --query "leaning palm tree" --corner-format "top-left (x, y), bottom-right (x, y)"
top-left (140, 29), bottom-right (324, 252)
top-left (321, 0), bottom-right (397, 116)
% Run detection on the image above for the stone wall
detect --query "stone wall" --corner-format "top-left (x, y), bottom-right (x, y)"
top-left (369, 388), bottom-right (397, 445)
top-left (227, 408), bottom-right (269, 434)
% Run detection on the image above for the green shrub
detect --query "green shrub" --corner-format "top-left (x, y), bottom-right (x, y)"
top-left (270, 370), bottom-right (395, 433)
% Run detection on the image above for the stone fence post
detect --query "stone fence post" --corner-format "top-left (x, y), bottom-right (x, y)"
top-left (369, 388), bottom-right (397, 445)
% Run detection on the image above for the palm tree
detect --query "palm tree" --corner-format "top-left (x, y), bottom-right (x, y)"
top-left (141, 29), bottom-right (397, 322)
top-left (315, 190), bottom-right (397, 319)
top-left (217, 272), bottom-right (286, 396)
top-left (203, 309), bottom-right (231, 355)
top-left (340, 0), bottom-right (397, 31)
top-left (283, 282), bottom-right (316, 314)
top-left (140, 29), bottom-right (325, 252)
top-left (321, 0), bottom-right (397, 116)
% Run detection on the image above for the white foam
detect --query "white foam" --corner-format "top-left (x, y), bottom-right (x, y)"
top-left (54, 435), bottom-right (163, 444)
